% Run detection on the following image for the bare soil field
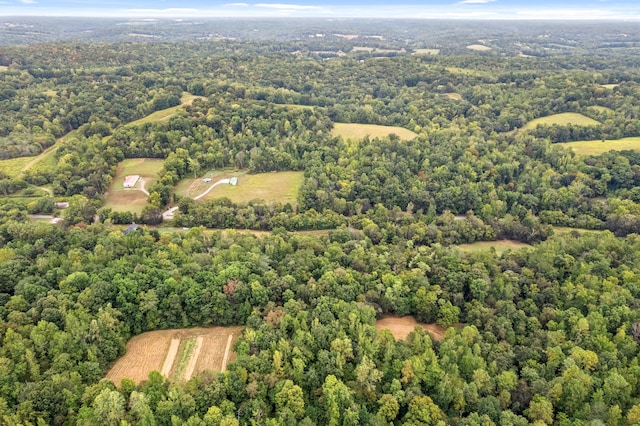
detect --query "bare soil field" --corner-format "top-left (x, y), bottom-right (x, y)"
top-left (376, 316), bottom-right (448, 341)
top-left (106, 326), bottom-right (242, 385)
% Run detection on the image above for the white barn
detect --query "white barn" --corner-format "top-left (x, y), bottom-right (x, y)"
top-left (123, 175), bottom-right (140, 188)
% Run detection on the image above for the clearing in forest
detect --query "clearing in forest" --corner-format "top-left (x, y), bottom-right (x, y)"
top-left (601, 84), bottom-right (619, 89)
top-left (0, 157), bottom-right (31, 178)
top-left (467, 44), bottom-right (491, 51)
top-left (331, 123), bottom-right (417, 142)
top-left (587, 105), bottom-right (615, 115)
top-left (522, 112), bottom-right (600, 130)
top-left (106, 326), bottom-right (242, 385)
top-left (196, 171), bottom-right (304, 206)
top-left (125, 92), bottom-right (206, 127)
top-left (552, 226), bottom-right (608, 237)
top-left (443, 93), bottom-right (463, 101)
top-left (0, 66), bottom-right (7, 72)
top-left (376, 316), bottom-right (449, 341)
top-left (558, 137), bottom-right (640, 156)
top-left (457, 240), bottom-right (530, 255)
top-left (104, 158), bottom-right (164, 214)
top-left (413, 48), bottom-right (440, 55)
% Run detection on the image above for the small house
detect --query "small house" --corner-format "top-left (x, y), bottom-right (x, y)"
top-left (203, 177), bottom-right (212, 183)
top-left (230, 177), bottom-right (238, 186)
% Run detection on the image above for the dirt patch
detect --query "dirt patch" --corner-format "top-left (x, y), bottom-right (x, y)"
top-left (376, 316), bottom-right (448, 341)
top-left (106, 326), bottom-right (242, 385)
top-left (194, 327), bottom-right (242, 375)
top-left (106, 330), bottom-right (175, 384)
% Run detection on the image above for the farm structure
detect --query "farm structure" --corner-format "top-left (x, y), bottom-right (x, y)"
top-left (123, 175), bottom-right (140, 188)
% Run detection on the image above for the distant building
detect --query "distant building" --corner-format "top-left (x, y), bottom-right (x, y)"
top-left (55, 202), bottom-right (69, 209)
top-left (230, 177), bottom-right (238, 186)
top-left (123, 175), bottom-right (140, 188)
top-left (124, 223), bottom-right (138, 235)
top-left (203, 177), bottom-right (212, 183)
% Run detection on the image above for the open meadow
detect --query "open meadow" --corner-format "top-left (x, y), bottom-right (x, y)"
top-left (558, 136), bottom-right (640, 156)
top-left (104, 158), bottom-right (164, 214)
top-left (522, 112), bottom-right (600, 130)
top-left (331, 123), bottom-right (417, 141)
top-left (106, 326), bottom-right (242, 385)
top-left (194, 171), bottom-right (304, 206)
top-left (457, 240), bottom-right (531, 255)
top-left (125, 92), bottom-right (205, 127)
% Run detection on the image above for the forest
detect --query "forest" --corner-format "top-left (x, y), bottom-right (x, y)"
top-left (0, 18), bottom-right (639, 425)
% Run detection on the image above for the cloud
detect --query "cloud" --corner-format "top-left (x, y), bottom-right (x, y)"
top-left (126, 8), bottom-right (199, 13)
top-left (223, 2), bottom-right (249, 6)
top-left (254, 3), bottom-right (324, 10)
top-left (19, 0), bottom-right (37, 4)
top-left (457, 0), bottom-right (495, 4)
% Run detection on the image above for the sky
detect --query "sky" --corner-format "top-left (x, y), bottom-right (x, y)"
top-left (2, 0), bottom-right (640, 20)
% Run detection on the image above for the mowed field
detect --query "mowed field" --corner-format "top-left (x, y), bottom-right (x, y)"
top-left (0, 157), bottom-right (31, 178)
top-left (198, 171), bottom-right (304, 206)
top-left (331, 123), bottom-right (417, 141)
top-left (106, 326), bottom-right (242, 385)
top-left (467, 44), bottom-right (491, 51)
top-left (104, 158), bottom-right (164, 214)
top-left (522, 112), bottom-right (600, 130)
top-left (125, 92), bottom-right (205, 127)
top-left (558, 137), bottom-right (640, 156)
top-left (457, 240), bottom-right (531, 255)
top-left (376, 316), bottom-right (449, 341)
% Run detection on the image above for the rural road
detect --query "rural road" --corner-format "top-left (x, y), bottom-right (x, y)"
top-left (194, 178), bottom-right (230, 200)
top-left (138, 179), bottom-right (149, 196)
top-left (162, 178), bottom-right (230, 220)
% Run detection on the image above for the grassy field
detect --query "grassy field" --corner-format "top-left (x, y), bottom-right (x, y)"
top-left (125, 92), bottom-right (205, 127)
top-left (0, 66), bottom-right (7, 72)
top-left (198, 171), bottom-right (304, 206)
top-left (522, 112), bottom-right (600, 130)
top-left (106, 326), bottom-right (242, 385)
top-left (331, 123), bottom-right (417, 141)
top-left (413, 48), bottom-right (440, 55)
top-left (0, 157), bottom-right (32, 177)
top-left (445, 67), bottom-right (491, 78)
top-left (467, 44), bottom-right (491, 51)
top-left (104, 158), bottom-right (164, 214)
top-left (552, 226), bottom-right (608, 237)
top-left (601, 84), bottom-right (619, 89)
top-left (457, 240), bottom-right (531, 255)
top-left (173, 170), bottom-right (242, 199)
top-left (558, 137), bottom-right (640, 156)
top-left (587, 105), bottom-right (615, 115)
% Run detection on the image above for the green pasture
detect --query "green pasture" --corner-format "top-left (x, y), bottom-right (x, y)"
top-left (199, 171), bottom-right (304, 206)
top-left (457, 240), bottom-right (531, 255)
top-left (558, 137), bottom-right (640, 156)
top-left (522, 112), bottom-right (600, 130)
top-left (103, 158), bottom-right (164, 214)
top-left (331, 123), bottom-right (418, 142)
